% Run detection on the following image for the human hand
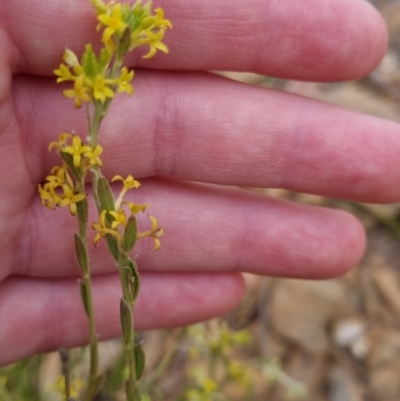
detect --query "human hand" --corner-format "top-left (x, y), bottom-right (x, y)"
top-left (0, 0), bottom-right (393, 365)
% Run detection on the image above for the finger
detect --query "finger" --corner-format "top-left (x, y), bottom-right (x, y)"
top-left (13, 180), bottom-right (365, 281)
top-left (18, 71), bottom-right (400, 204)
top-left (5, 0), bottom-right (386, 80)
top-left (0, 271), bottom-right (244, 366)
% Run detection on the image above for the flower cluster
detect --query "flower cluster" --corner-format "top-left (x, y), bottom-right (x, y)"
top-left (54, 46), bottom-right (133, 108)
top-left (92, 175), bottom-right (163, 251)
top-left (38, 165), bottom-right (85, 215)
top-left (54, 0), bottom-right (171, 108)
top-left (38, 133), bottom-right (103, 215)
top-left (92, 0), bottom-right (172, 57)
top-left (49, 133), bottom-right (103, 168)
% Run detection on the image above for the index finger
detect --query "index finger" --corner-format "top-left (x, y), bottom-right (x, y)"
top-left (4, 0), bottom-right (387, 80)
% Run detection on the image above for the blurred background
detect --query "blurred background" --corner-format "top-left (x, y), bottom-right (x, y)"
top-left (3, 0), bottom-right (400, 400)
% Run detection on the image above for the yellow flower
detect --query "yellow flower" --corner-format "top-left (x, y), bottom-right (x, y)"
top-left (141, 7), bottom-right (172, 30)
top-left (98, 3), bottom-right (127, 42)
top-left (62, 135), bottom-right (92, 167)
top-left (124, 201), bottom-right (151, 215)
top-left (90, 0), bottom-right (108, 15)
top-left (49, 133), bottom-right (73, 151)
top-left (116, 67), bottom-right (134, 95)
top-left (62, 49), bottom-right (84, 76)
top-left (92, 75), bottom-right (115, 103)
top-left (45, 166), bottom-right (66, 188)
top-left (49, 165), bottom-right (74, 189)
top-left (138, 215), bottom-right (163, 251)
top-left (38, 183), bottom-right (62, 210)
top-left (83, 144), bottom-right (103, 167)
top-left (54, 64), bottom-right (75, 83)
top-left (112, 174), bottom-right (141, 189)
top-left (154, 7), bottom-right (172, 28)
top-left (130, 6), bottom-right (172, 57)
top-left (50, 165), bottom-right (66, 179)
top-left (137, 30), bottom-right (169, 59)
top-left (58, 184), bottom-right (86, 216)
top-left (63, 75), bottom-right (92, 108)
top-left (112, 175), bottom-right (141, 209)
top-left (45, 175), bottom-right (63, 188)
top-left (54, 50), bottom-right (83, 83)
top-left (39, 164), bottom-right (77, 211)
top-left (92, 210), bottom-right (122, 246)
top-left (109, 208), bottom-right (127, 229)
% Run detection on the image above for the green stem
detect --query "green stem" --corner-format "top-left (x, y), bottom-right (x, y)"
top-left (75, 178), bottom-right (99, 400)
top-left (118, 252), bottom-right (140, 401)
top-left (89, 55), bottom-right (123, 147)
top-left (88, 51), bottom-right (141, 401)
top-left (59, 348), bottom-right (71, 401)
top-left (89, 100), bottom-right (141, 401)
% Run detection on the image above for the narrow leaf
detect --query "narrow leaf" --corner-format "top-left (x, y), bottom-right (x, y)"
top-left (74, 233), bottom-right (89, 275)
top-left (120, 298), bottom-right (132, 345)
top-left (97, 177), bottom-right (115, 212)
top-left (134, 342), bottom-right (145, 381)
top-left (99, 47), bottom-right (112, 69)
top-left (76, 197), bottom-right (88, 224)
top-left (79, 280), bottom-right (89, 317)
top-left (85, 374), bottom-right (104, 401)
top-left (117, 27), bottom-right (132, 59)
top-left (106, 234), bottom-right (119, 261)
top-left (125, 378), bottom-right (137, 401)
top-left (82, 44), bottom-right (100, 79)
top-left (126, 259), bottom-right (140, 302)
top-left (124, 266), bottom-right (135, 303)
top-left (60, 152), bottom-right (82, 180)
top-left (123, 216), bottom-right (137, 253)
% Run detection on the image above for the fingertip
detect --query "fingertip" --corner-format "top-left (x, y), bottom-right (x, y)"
top-left (253, 201), bottom-right (367, 280)
top-left (346, 0), bottom-right (388, 79)
top-left (318, 209), bottom-right (366, 278)
top-left (266, 0), bottom-right (389, 81)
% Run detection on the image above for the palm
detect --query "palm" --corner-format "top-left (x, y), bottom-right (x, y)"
top-left (0, 0), bottom-right (395, 366)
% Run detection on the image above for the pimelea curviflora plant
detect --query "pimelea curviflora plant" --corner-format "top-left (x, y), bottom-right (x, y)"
top-left (37, 1), bottom-right (171, 400)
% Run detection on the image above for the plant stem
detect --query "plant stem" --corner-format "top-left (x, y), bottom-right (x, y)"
top-left (89, 66), bottom-right (141, 399)
top-left (118, 252), bottom-right (138, 392)
top-left (75, 177), bottom-right (99, 400)
top-left (59, 347), bottom-right (71, 401)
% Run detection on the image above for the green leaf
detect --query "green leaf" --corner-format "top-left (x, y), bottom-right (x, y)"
top-left (134, 342), bottom-right (145, 381)
top-left (131, 0), bottom-right (143, 15)
top-left (126, 258), bottom-right (140, 302)
top-left (86, 374), bottom-right (104, 401)
top-left (120, 298), bottom-right (132, 345)
top-left (76, 197), bottom-right (88, 224)
top-left (106, 234), bottom-right (119, 261)
top-left (82, 44), bottom-right (100, 79)
top-left (123, 216), bottom-right (137, 253)
top-left (79, 280), bottom-right (89, 317)
top-left (125, 378), bottom-right (139, 401)
top-left (97, 176), bottom-right (115, 212)
top-left (117, 27), bottom-right (132, 59)
top-left (74, 233), bottom-right (89, 275)
top-left (59, 152), bottom-right (82, 180)
top-left (99, 48), bottom-right (112, 69)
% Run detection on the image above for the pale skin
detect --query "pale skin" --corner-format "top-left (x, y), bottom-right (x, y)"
top-left (0, 0), bottom-right (395, 366)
